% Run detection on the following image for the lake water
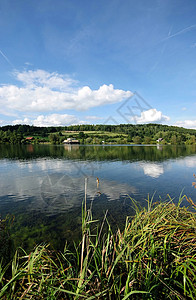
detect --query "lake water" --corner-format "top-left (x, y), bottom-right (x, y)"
top-left (1, 144), bottom-right (196, 250)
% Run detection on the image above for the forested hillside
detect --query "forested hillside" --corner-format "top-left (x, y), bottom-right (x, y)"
top-left (0, 123), bottom-right (195, 144)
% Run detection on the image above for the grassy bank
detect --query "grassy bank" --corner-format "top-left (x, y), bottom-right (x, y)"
top-left (0, 193), bottom-right (196, 299)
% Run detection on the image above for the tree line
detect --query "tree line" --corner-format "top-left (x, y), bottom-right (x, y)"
top-left (0, 123), bottom-right (195, 144)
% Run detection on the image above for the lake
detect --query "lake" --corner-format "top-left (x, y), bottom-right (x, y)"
top-left (1, 144), bottom-right (196, 250)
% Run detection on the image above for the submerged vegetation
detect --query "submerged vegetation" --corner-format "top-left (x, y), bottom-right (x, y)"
top-left (0, 123), bottom-right (196, 145)
top-left (0, 191), bottom-right (196, 299)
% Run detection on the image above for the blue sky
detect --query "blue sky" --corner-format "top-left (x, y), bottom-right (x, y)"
top-left (0, 0), bottom-right (196, 128)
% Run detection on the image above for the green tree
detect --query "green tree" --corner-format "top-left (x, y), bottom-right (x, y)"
top-left (86, 137), bottom-right (93, 144)
top-left (143, 136), bottom-right (152, 144)
top-left (78, 132), bottom-right (85, 139)
top-left (190, 135), bottom-right (196, 144)
top-left (133, 136), bottom-right (141, 144)
top-left (49, 133), bottom-right (60, 144)
top-left (171, 135), bottom-right (177, 145)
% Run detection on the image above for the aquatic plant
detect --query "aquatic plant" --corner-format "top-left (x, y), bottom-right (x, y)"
top-left (0, 191), bottom-right (195, 299)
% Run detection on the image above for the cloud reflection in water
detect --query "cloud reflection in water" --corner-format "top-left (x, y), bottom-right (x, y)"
top-left (139, 162), bottom-right (164, 178)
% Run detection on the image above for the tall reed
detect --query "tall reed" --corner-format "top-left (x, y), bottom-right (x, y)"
top-left (0, 186), bottom-right (195, 299)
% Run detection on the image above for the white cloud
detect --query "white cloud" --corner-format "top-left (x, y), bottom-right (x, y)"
top-left (134, 108), bottom-right (170, 124)
top-left (12, 117), bottom-right (31, 125)
top-left (85, 115), bottom-right (103, 120)
top-left (175, 120), bottom-right (196, 129)
top-left (15, 69), bottom-right (77, 91)
top-left (33, 114), bottom-right (84, 127)
top-left (0, 69), bottom-right (132, 115)
top-left (12, 113), bottom-right (84, 127)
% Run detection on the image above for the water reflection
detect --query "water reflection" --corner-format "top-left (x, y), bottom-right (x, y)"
top-left (64, 144), bottom-right (80, 152)
top-left (1, 144), bottom-right (196, 251)
top-left (178, 156), bottom-right (196, 168)
top-left (1, 144), bottom-right (196, 216)
top-left (156, 144), bottom-right (163, 151)
top-left (139, 162), bottom-right (164, 178)
top-left (0, 144), bottom-right (196, 161)
top-left (0, 169), bottom-right (137, 215)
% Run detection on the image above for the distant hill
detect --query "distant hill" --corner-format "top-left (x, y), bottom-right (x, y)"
top-left (0, 123), bottom-right (195, 145)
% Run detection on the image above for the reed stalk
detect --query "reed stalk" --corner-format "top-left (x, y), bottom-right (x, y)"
top-left (0, 185), bottom-right (195, 299)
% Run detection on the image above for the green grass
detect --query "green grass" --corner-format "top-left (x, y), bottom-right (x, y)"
top-left (0, 192), bottom-right (196, 299)
top-left (62, 130), bottom-right (128, 136)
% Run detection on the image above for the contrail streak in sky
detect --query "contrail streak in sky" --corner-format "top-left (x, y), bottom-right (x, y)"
top-left (0, 49), bottom-right (14, 68)
top-left (162, 24), bottom-right (196, 41)
top-left (162, 24), bottom-right (196, 42)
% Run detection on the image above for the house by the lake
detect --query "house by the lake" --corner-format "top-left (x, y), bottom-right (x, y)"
top-left (156, 138), bottom-right (163, 143)
top-left (25, 137), bottom-right (34, 141)
top-left (63, 138), bottom-right (80, 144)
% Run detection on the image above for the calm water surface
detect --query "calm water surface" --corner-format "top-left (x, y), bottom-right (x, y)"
top-left (1, 144), bottom-right (196, 250)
